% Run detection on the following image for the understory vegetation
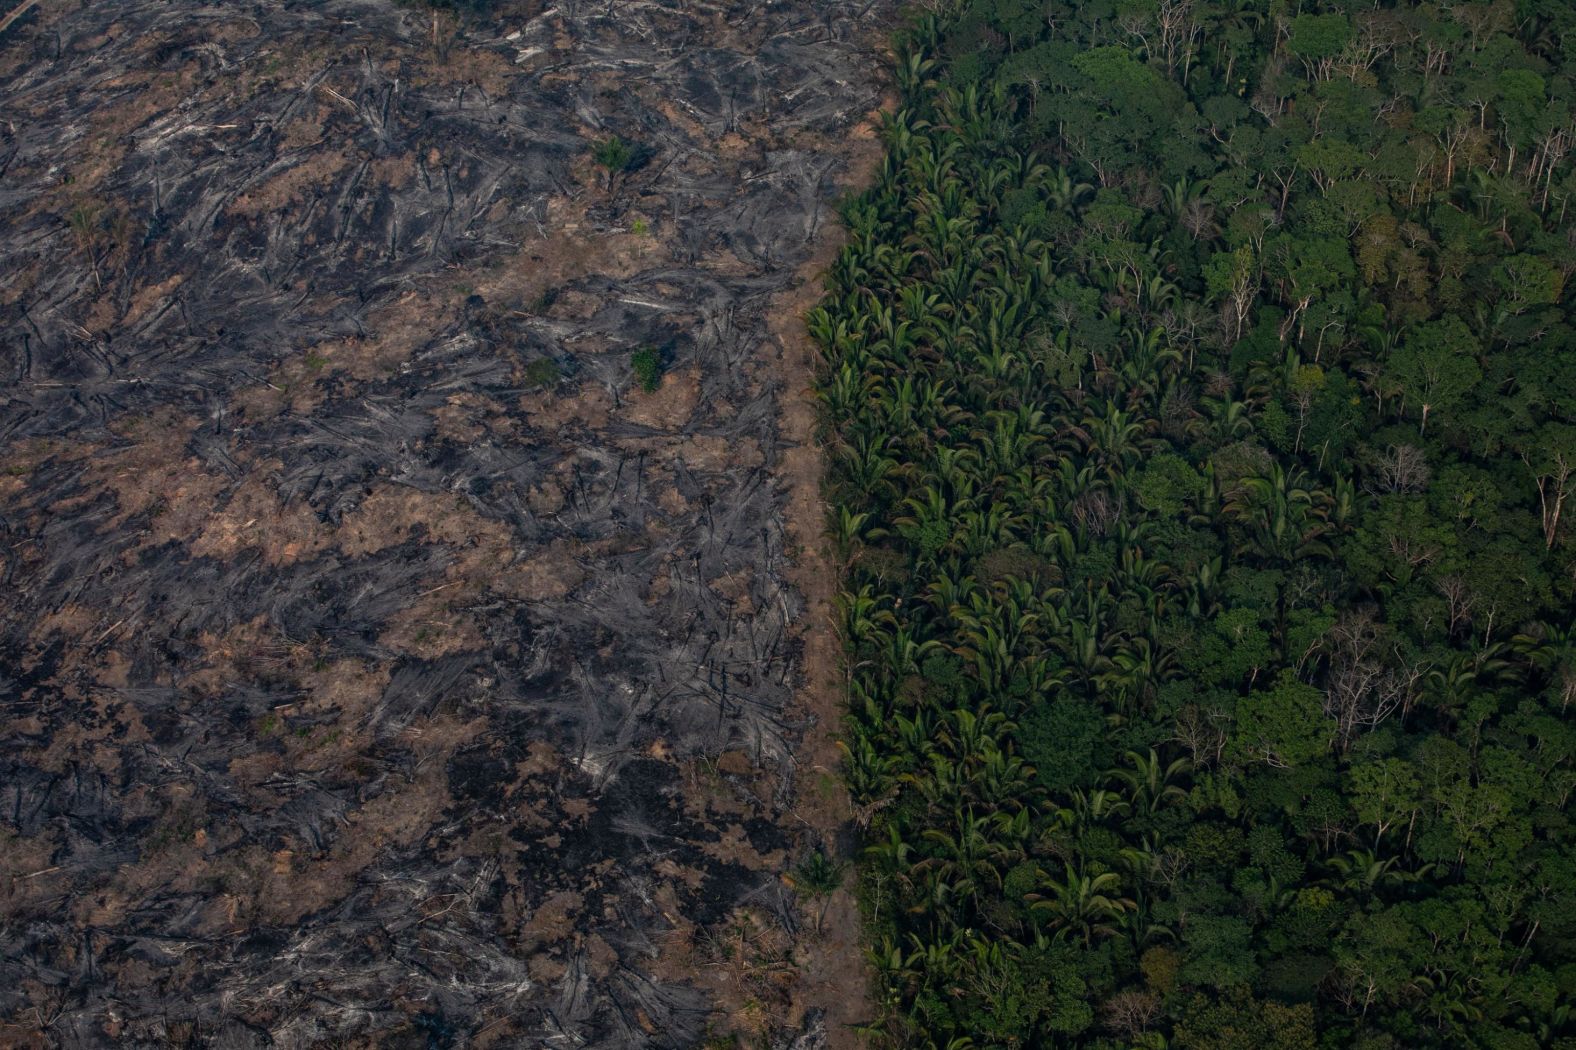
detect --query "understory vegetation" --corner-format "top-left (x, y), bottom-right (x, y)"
top-left (815, 1), bottom-right (1576, 1046)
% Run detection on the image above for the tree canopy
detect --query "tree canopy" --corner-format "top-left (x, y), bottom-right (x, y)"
top-left (816, 0), bottom-right (1576, 1046)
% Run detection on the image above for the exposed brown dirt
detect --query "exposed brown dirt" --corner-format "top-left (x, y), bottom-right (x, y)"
top-left (762, 97), bottom-right (895, 1049)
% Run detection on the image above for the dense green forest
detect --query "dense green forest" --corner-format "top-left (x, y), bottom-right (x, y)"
top-left (813, 1), bottom-right (1576, 1046)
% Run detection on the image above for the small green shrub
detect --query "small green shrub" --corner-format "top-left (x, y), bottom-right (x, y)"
top-left (523, 358), bottom-right (561, 387)
top-left (631, 347), bottom-right (663, 392)
top-left (593, 135), bottom-right (637, 175)
top-left (788, 849), bottom-right (848, 932)
top-left (592, 136), bottom-right (650, 193)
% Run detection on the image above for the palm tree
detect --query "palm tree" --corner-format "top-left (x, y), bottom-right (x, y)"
top-left (918, 807), bottom-right (1019, 912)
top-left (1062, 615), bottom-right (1118, 695)
top-left (1068, 788), bottom-right (1132, 831)
top-left (1029, 863), bottom-right (1137, 944)
top-left (1323, 848), bottom-right (1433, 893)
top-left (788, 850), bottom-right (848, 933)
top-left (837, 585), bottom-right (898, 654)
top-left (973, 750), bottom-right (1035, 809)
top-left (839, 734), bottom-right (898, 812)
top-left (1046, 166), bottom-right (1096, 211)
top-left (1108, 749), bottom-right (1192, 814)
top-left (1102, 637), bottom-right (1177, 714)
top-left (1222, 464), bottom-right (1334, 564)
top-left (894, 51), bottom-right (938, 98)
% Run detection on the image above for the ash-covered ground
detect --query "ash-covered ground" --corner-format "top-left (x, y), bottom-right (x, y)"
top-left (0, 1), bottom-right (888, 1045)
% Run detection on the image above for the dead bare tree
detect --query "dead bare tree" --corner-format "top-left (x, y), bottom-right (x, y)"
top-left (1436, 576), bottom-right (1477, 640)
top-left (1070, 487), bottom-right (1119, 537)
top-left (1102, 989), bottom-right (1162, 1041)
top-left (1526, 444), bottom-right (1573, 550)
top-left (1371, 443), bottom-right (1432, 494)
top-left (1321, 610), bottom-right (1424, 750)
top-left (1172, 702), bottom-right (1228, 768)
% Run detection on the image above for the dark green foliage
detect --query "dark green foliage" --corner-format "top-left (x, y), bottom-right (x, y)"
top-left (789, 849), bottom-right (847, 933)
top-left (1019, 695), bottom-right (1105, 793)
top-left (591, 135), bottom-right (651, 197)
top-left (818, 1), bottom-right (1576, 1046)
top-left (522, 358), bottom-right (560, 388)
top-left (593, 135), bottom-right (637, 175)
top-left (630, 346), bottom-right (663, 392)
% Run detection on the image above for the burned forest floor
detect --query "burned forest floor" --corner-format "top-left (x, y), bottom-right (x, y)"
top-left (0, 1), bottom-right (890, 1046)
